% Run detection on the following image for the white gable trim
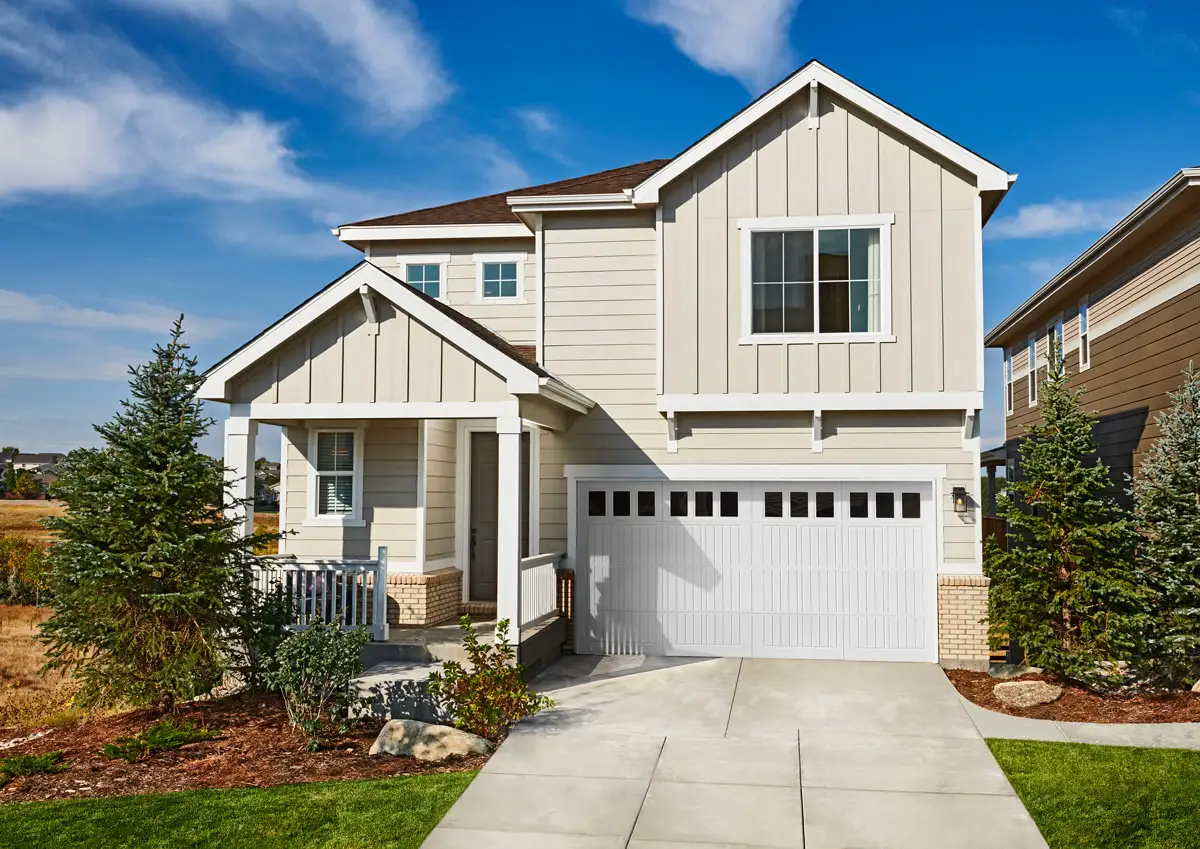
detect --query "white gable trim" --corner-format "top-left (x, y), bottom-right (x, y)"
top-left (631, 61), bottom-right (1014, 204)
top-left (200, 263), bottom-right (541, 401)
top-left (335, 222), bottom-right (530, 242)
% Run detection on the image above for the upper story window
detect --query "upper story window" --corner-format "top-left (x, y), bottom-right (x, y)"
top-left (1078, 300), bottom-right (1090, 370)
top-left (738, 214), bottom-right (893, 344)
top-left (308, 429), bottom-right (364, 525)
top-left (474, 252), bottom-right (526, 303)
top-left (398, 254), bottom-right (448, 301)
top-left (1048, 318), bottom-right (1063, 368)
top-left (1004, 350), bottom-right (1014, 415)
top-left (1027, 335), bottom-right (1038, 406)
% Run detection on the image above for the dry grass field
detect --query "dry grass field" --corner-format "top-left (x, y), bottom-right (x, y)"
top-left (0, 604), bottom-right (77, 729)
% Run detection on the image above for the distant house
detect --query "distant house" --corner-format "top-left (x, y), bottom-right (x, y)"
top-left (9, 453), bottom-right (66, 495)
top-left (255, 461), bottom-right (281, 510)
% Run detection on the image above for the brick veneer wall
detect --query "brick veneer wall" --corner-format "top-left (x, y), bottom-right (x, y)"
top-left (383, 568), bottom-right (462, 627)
top-left (937, 574), bottom-right (991, 671)
top-left (556, 568), bottom-right (575, 653)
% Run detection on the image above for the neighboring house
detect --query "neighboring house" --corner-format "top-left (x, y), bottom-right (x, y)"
top-left (985, 169), bottom-right (1200, 500)
top-left (10, 453), bottom-right (65, 494)
top-left (255, 461), bottom-right (281, 509)
top-left (202, 61), bottom-right (1016, 670)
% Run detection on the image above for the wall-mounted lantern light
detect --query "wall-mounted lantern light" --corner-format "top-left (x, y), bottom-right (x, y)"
top-left (952, 486), bottom-right (969, 514)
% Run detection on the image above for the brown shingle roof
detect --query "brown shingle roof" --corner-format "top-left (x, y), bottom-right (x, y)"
top-left (342, 159), bottom-right (670, 228)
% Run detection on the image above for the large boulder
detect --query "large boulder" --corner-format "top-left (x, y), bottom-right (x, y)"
top-left (993, 680), bottom-right (1063, 708)
top-left (369, 719), bottom-right (490, 761)
top-left (1191, 679), bottom-right (1200, 694)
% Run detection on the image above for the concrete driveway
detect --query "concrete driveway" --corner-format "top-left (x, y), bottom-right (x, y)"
top-left (422, 657), bottom-right (1048, 848)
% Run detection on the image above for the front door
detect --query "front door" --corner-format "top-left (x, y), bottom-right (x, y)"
top-left (468, 432), bottom-right (530, 601)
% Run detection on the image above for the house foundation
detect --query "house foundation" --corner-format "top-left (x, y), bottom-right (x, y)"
top-left (937, 574), bottom-right (991, 671)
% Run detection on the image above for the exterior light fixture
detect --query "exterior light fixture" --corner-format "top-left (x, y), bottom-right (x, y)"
top-left (952, 486), bottom-right (968, 514)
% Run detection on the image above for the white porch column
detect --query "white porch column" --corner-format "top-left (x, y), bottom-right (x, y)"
top-left (495, 416), bottom-right (523, 645)
top-left (224, 416), bottom-right (258, 539)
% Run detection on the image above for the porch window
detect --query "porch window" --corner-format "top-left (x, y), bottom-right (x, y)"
top-left (309, 429), bottom-right (363, 523)
top-left (739, 214), bottom-right (892, 343)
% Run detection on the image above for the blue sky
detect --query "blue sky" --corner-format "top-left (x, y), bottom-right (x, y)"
top-left (1, 0), bottom-right (1198, 459)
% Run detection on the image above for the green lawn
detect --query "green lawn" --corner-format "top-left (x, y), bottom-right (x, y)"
top-left (0, 771), bottom-right (476, 849)
top-left (988, 739), bottom-right (1200, 849)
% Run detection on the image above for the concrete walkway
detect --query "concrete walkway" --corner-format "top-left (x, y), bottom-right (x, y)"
top-left (961, 694), bottom-right (1200, 749)
top-left (422, 657), bottom-right (1048, 848)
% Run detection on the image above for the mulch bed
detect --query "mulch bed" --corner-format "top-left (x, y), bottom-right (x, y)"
top-left (948, 669), bottom-right (1200, 723)
top-left (0, 692), bottom-right (487, 804)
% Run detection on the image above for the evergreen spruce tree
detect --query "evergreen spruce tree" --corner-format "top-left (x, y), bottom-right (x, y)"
top-left (985, 342), bottom-right (1147, 688)
top-left (40, 319), bottom-right (277, 710)
top-left (1130, 365), bottom-right (1200, 688)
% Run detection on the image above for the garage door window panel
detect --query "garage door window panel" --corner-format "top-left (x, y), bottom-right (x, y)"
top-left (815, 491), bottom-right (835, 518)
top-left (613, 490), bottom-right (631, 517)
top-left (670, 491), bottom-right (688, 517)
top-left (695, 491), bottom-right (714, 517)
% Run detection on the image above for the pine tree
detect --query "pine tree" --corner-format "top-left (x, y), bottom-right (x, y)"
top-left (39, 319), bottom-right (277, 710)
top-left (1130, 365), bottom-right (1200, 688)
top-left (985, 342), bottom-right (1147, 688)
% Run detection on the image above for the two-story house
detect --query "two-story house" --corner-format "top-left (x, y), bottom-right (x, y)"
top-left (202, 61), bottom-right (1015, 670)
top-left (987, 169), bottom-right (1200, 499)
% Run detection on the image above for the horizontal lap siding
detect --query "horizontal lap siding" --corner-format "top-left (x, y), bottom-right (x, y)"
top-left (283, 422), bottom-right (420, 561)
top-left (228, 294), bottom-right (508, 405)
top-left (661, 88), bottom-right (980, 398)
top-left (369, 238), bottom-right (537, 343)
top-left (424, 420), bottom-right (457, 561)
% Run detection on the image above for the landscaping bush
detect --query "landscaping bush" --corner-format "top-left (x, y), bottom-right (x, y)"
top-left (0, 751), bottom-right (68, 787)
top-left (101, 718), bottom-right (220, 763)
top-left (266, 623), bottom-right (371, 749)
top-left (0, 536), bottom-right (48, 604)
top-left (1131, 365), bottom-right (1200, 689)
top-left (38, 319), bottom-right (281, 710)
top-left (426, 616), bottom-right (553, 740)
top-left (985, 344), bottom-right (1147, 689)
top-left (225, 570), bottom-right (294, 694)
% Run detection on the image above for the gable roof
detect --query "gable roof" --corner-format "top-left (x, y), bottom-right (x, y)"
top-left (631, 59), bottom-right (1016, 204)
top-left (985, 168), bottom-right (1200, 348)
top-left (199, 262), bottom-right (565, 402)
top-left (341, 160), bottom-right (670, 229)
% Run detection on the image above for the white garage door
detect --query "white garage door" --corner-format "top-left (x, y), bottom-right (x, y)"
top-left (577, 481), bottom-right (937, 662)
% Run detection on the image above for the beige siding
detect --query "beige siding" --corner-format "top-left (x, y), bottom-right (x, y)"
top-left (539, 210), bottom-right (976, 568)
top-left (283, 422), bottom-right (419, 562)
top-left (367, 238), bottom-right (537, 343)
top-left (229, 294), bottom-right (509, 405)
top-left (423, 420), bottom-right (457, 561)
top-left (660, 88), bottom-right (980, 397)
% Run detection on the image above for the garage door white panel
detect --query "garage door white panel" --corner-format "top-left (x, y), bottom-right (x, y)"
top-left (579, 479), bottom-right (936, 662)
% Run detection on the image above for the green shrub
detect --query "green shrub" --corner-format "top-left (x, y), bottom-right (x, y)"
top-left (101, 718), bottom-right (221, 763)
top-left (0, 535), bottom-right (48, 604)
top-left (225, 570), bottom-right (294, 694)
top-left (266, 623), bottom-right (371, 750)
top-left (426, 616), bottom-right (553, 741)
top-left (0, 751), bottom-right (69, 787)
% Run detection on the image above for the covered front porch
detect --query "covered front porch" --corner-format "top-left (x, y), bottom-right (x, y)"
top-left (201, 262), bottom-right (594, 652)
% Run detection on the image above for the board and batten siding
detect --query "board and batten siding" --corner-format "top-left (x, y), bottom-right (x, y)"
top-left (424, 419), bottom-right (457, 561)
top-left (229, 293), bottom-right (511, 405)
top-left (538, 211), bottom-right (977, 571)
top-left (282, 422), bottom-right (419, 562)
top-left (661, 88), bottom-right (980, 397)
top-left (367, 238), bottom-right (537, 343)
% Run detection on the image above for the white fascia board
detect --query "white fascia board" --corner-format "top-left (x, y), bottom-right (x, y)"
top-left (200, 262), bottom-right (544, 401)
top-left (656, 392), bottom-right (983, 414)
top-left (336, 223), bottom-right (531, 242)
top-left (506, 193), bottom-right (637, 213)
top-left (230, 401), bottom-right (519, 420)
top-left (631, 61), bottom-right (1012, 204)
top-left (737, 213), bottom-right (896, 230)
top-left (539, 377), bottom-right (595, 413)
top-left (564, 463), bottom-right (949, 483)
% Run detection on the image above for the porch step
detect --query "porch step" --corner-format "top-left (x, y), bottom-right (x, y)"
top-left (354, 659), bottom-right (447, 724)
top-left (459, 601), bottom-right (497, 619)
top-left (362, 619), bottom-right (497, 668)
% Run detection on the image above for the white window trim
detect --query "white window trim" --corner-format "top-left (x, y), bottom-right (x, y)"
top-left (473, 252), bottom-right (527, 304)
top-left (398, 254), bottom-right (450, 302)
top-left (736, 214), bottom-right (895, 345)
top-left (1027, 334), bottom-right (1038, 408)
top-left (305, 427), bottom-right (366, 527)
top-left (1078, 297), bottom-right (1091, 370)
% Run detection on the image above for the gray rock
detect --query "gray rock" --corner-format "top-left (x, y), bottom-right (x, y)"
top-left (993, 680), bottom-right (1063, 708)
top-left (1191, 679), bottom-right (1200, 693)
top-left (369, 719), bottom-right (490, 761)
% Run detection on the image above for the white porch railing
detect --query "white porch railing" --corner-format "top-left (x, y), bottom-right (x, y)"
top-left (253, 545), bottom-right (389, 641)
top-left (519, 551), bottom-right (564, 630)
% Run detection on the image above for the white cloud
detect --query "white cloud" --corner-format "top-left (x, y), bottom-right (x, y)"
top-left (1022, 256), bottom-right (1072, 280)
top-left (626, 0), bottom-right (801, 92)
top-left (0, 350), bottom-right (138, 382)
top-left (1108, 6), bottom-right (1198, 55)
top-left (516, 107), bottom-right (559, 135)
top-left (112, 0), bottom-right (454, 127)
top-left (986, 196), bottom-right (1135, 240)
top-left (0, 290), bottom-right (241, 341)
